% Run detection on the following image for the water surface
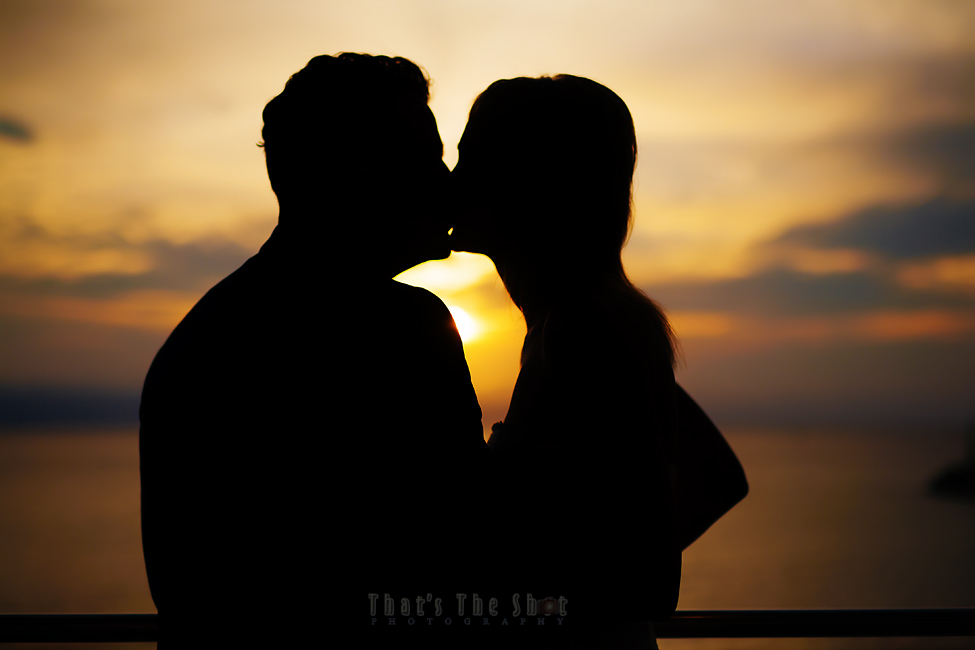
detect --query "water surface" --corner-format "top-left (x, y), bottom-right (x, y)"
top-left (1, 427), bottom-right (973, 649)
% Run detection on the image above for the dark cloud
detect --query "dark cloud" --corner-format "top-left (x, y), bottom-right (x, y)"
top-left (885, 122), bottom-right (975, 189)
top-left (868, 120), bottom-right (975, 194)
top-left (645, 265), bottom-right (973, 318)
top-left (677, 338), bottom-right (975, 427)
top-left (0, 117), bottom-right (32, 142)
top-left (0, 313), bottom-right (165, 387)
top-left (895, 54), bottom-right (975, 121)
top-left (772, 196), bottom-right (975, 260)
top-left (894, 53), bottom-right (975, 112)
top-left (0, 218), bottom-right (258, 298)
top-left (82, 237), bottom-right (255, 296)
top-left (0, 384), bottom-right (139, 429)
top-left (640, 197), bottom-right (975, 319)
top-left (811, 55), bottom-right (975, 191)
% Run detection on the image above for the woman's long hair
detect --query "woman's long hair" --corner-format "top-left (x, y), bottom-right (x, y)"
top-left (466, 74), bottom-right (680, 367)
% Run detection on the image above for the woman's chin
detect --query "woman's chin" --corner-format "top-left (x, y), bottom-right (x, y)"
top-left (414, 231), bottom-right (452, 262)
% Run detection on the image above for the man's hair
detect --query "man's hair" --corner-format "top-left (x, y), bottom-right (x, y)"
top-left (260, 53), bottom-right (431, 209)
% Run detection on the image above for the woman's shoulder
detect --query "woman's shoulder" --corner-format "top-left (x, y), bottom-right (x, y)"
top-left (543, 284), bottom-right (672, 366)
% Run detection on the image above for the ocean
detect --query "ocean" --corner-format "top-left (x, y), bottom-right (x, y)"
top-left (0, 427), bottom-right (973, 649)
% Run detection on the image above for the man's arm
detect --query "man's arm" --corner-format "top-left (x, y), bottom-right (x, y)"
top-left (138, 354), bottom-right (187, 619)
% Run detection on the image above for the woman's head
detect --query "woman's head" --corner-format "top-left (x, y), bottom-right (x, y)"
top-left (453, 74), bottom-right (678, 366)
top-left (453, 74), bottom-right (637, 273)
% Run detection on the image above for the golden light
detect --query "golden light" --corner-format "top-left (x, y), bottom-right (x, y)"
top-left (395, 252), bottom-right (497, 293)
top-left (447, 305), bottom-right (478, 342)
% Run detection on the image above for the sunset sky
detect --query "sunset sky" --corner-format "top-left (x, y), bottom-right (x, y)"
top-left (1, 0), bottom-right (973, 431)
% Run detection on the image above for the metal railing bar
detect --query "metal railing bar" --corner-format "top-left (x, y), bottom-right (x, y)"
top-left (0, 614), bottom-right (158, 643)
top-left (653, 608), bottom-right (975, 638)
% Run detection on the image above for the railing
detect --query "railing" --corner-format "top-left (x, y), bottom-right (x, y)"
top-left (1, 609), bottom-right (973, 642)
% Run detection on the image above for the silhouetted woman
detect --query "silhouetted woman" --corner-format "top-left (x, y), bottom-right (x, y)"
top-left (452, 75), bottom-right (681, 649)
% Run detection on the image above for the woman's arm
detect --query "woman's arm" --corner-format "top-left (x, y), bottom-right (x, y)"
top-left (674, 384), bottom-right (749, 550)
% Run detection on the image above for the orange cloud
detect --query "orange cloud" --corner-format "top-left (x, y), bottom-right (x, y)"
top-left (673, 309), bottom-right (975, 346)
top-left (762, 247), bottom-right (874, 276)
top-left (848, 310), bottom-right (975, 341)
top-left (0, 290), bottom-right (198, 332)
top-left (0, 242), bottom-right (152, 280)
top-left (668, 311), bottom-right (736, 339)
top-left (897, 255), bottom-right (975, 295)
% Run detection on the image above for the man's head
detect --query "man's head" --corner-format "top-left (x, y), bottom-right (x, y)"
top-left (261, 53), bottom-right (451, 273)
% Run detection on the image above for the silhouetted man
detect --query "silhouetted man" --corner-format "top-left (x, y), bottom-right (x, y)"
top-left (140, 53), bottom-right (491, 648)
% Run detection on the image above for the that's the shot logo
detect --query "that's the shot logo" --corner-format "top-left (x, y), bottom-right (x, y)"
top-left (368, 592), bottom-right (568, 627)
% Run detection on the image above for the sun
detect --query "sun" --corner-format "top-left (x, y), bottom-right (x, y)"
top-left (447, 305), bottom-right (478, 343)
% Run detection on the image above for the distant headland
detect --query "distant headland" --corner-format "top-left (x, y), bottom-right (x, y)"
top-left (929, 423), bottom-right (975, 502)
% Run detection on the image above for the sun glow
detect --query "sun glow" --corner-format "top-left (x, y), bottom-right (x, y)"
top-left (447, 305), bottom-right (478, 342)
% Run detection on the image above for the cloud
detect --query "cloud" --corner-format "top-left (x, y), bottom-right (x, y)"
top-left (668, 309), bottom-right (975, 347)
top-left (897, 254), bottom-right (975, 295)
top-left (0, 313), bottom-right (164, 389)
top-left (0, 217), bottom-right (256, 298)
top-left (772, 196), bottom-right (975, 260)
top-left (0, 289), bottom-right (200, 332)
top-left (639, 193), bottom-right (975, 354)
top-left (0, 384), bottom-right (139, 430)
top-left (885, 122), bottom-right (975, 189)
top-left (806, 54), bottom-right (975, 192)
top-left (646, 265), bottom-right (975, 318)
top-left (676, 337), bottom-right (975, 427)
top-left (0, 117), bottom-right (32, 142)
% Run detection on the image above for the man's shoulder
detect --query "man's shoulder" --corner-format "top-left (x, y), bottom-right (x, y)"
top-left (385, 279), bottom-right (449, 311)
top-left (169, 257), bottom-right (264, 340)
top-left (377, 280), bottom-right (457, 330)
top-left (143, 255), bottom-right (266, 385)
top-left (357, 281), bottom-right (465, 374)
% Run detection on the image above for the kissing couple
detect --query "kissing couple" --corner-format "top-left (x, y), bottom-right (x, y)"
top-left (139, 52), bottom-right (747, 649)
